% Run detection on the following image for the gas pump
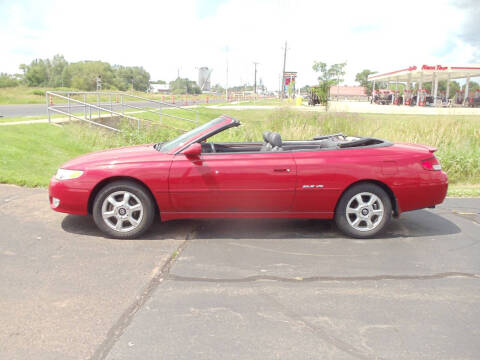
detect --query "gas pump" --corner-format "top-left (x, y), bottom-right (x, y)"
top-left (466, 89), bottom-right (479, 107)
top-left (403, 89), bottom-right (412, 105)
top-left (393, 90), bottom-right (400, 105)
top-left (455, 90), bottom-right (464, 105)
top-left (418, 89), bottom-right (427, 106)
top-left (439, 91), bottom-right (446, 105)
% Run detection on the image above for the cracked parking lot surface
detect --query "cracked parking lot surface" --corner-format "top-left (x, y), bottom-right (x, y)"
top-left (0, 184), bottom-right (479, 359)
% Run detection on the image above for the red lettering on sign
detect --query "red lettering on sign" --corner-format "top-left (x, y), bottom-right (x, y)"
top-left (422, 65), bottom-right (436, 70)
top-left (421, 65), bottom-right (447, 71)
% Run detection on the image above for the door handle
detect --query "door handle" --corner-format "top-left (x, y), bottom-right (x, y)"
top-left (274, 168), bottom-right (290, 172)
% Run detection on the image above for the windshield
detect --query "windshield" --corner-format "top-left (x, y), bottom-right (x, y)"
top-left (158, 117), bottom-right (226, 153)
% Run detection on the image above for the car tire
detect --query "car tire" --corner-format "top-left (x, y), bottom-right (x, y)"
top-left (335, 183), bottom-right (392, 239)
top-left (93, 181), bottom-right (155, 239)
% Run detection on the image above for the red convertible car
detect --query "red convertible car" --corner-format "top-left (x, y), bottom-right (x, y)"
top-left (49, 115), bottom-right (448, 239)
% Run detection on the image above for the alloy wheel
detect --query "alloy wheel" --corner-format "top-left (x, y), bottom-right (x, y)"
top-left (346, 192), bottom-right (384, 232)
top-left (101, 191), bottom-right (144, 232)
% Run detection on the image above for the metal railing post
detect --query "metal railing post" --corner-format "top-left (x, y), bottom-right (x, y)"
top-left (97, 93), bottom-right (100, 119)
top-left (121, 95), bottom-right (124, 116)
top-left (46, 92), bottom-right (51, 123)
top-left (84, 94), bottom-right (87, 119)
top-left (110, 94), bottom-right (112, 114)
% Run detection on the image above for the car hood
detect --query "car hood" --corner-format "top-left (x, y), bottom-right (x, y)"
top-left (61, 144), bottom-right (170, 170)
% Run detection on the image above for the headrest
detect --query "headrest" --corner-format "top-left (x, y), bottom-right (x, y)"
top-left (269, 132), bottom-right (282, 147)
top-left (263, 131), bottom-right (271, 143)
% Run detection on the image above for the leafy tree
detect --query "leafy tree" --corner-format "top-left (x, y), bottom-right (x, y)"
top-left (463, 81), bottom-right (479, 94)
top-left (447, 81), bottom-right (461, 97)
top-left (24, 59), bottom-right (49, 86)
top-left (355, 69), bottom-right (377, 94)
top-left (130, 66), bottom-right (150, 91)
top-left (12, 55), bottom-right (152, 91)
top-left (69, 61), bottom-right (115, 91)
top-left (112, 65), bottom-right (150, 91)
top-left (61, 66), bottom-right (72, 88)
top-left (312, 61), bottom-right (347, 107)
top-left (211, 83), bottom-right (224, 94)
top-left (418, 80), bottom-right (461, 99)
top-left (48, 54), bottom-right (68, 87)
top-left (0, 73), bottom-right (19, 88)
top-left (169, 77), bottom-right (201, 94)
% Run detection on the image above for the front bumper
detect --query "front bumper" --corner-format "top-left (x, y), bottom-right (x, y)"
top-left (49, 176), bottom-right (90, 215)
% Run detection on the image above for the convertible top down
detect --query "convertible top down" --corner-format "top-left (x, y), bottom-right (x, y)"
top-left (49, 115), bottom-right (448, 238)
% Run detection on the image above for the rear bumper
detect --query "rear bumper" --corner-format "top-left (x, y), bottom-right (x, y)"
top-left (395, 171), bottom-right (448, 213)
top-left (49, 176), bottom-right (90, 216)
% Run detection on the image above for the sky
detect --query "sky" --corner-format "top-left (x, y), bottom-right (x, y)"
top-left (0, 0), bottom-right (479, 90)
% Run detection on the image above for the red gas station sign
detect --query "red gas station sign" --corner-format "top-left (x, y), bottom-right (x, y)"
top-left (421, 65), bottom-right (448, 71)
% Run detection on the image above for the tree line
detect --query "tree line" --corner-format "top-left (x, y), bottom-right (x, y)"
top-left (0, 55), bottom-right (151, 91)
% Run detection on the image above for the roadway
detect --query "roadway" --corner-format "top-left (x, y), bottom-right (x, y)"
top-left (0, 184), bottom-right (479, 359)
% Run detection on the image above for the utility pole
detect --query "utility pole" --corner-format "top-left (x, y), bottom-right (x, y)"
top-left (281, 41), bottom-right (287, 99)
top-left (253, 62), bottom-right (259, 95)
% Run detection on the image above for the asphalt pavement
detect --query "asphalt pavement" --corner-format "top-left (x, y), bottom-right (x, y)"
top-left (0, 184), bottom-right (479, 359)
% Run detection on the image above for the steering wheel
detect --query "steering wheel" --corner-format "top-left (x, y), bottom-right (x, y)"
top-left (210, 143), bottom-right (216, 153)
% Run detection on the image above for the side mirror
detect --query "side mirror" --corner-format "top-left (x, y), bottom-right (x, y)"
top-left (183, 142), bottom-right (202, 157)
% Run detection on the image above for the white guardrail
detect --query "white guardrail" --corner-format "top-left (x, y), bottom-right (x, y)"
top-left (46, 91), bottom-right (199, 132)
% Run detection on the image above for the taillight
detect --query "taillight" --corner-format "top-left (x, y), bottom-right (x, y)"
top-left (421, 157), bottom-right (441, 171)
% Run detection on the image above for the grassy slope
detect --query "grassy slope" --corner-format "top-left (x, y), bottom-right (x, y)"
top-left (0, 124), bottom-right (125, 186)
top-left (0, 107), bottom-right (479, 196)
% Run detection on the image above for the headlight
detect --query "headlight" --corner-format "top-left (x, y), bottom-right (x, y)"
top-left (55, 169), bottom-right (84, 180)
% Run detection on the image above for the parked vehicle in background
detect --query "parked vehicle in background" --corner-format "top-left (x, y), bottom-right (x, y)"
top-left (467, 94), bottom-right (480, 107)
top-left (49, 116), bottom-right (448, 239)
top-left (307, 87), bottom-right (321, 106)
top-left (372, 89), bottom-right (393, 105)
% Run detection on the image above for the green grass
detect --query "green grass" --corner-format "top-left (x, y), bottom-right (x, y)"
top-left (0, 124), bottom-right (124, 186)
top-left (0, 86), bottom-right (52, 104)
top-left (0, 108), bottom-right (479, 196)
top-left (448, 184), bottom-right (480, 197)
top-left (0, 115), bottom-right (52, 123)
top-left (227, 98), bottom-right (286, 106)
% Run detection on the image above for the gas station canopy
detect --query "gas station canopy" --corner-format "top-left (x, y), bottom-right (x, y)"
top-left (367, 65), bottom-right (480, 106)
top-left (368, 65), bottom-right (480, 83)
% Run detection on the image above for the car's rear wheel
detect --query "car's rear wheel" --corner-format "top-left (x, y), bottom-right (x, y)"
top-left (93, 181), bottom-right (155, 239)
top-left (335, 183), bottom-right (392, 238)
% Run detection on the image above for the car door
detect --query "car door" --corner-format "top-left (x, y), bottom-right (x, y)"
top-left (291, 149), bottom-right (343, 214)
top-left (168, 150), bottom-right (297, 213)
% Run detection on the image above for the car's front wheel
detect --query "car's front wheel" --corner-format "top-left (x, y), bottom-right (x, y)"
top-left (335, 183), bottom-right (392, 238)
top-left (93, 181), bottom-right (155, 239)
